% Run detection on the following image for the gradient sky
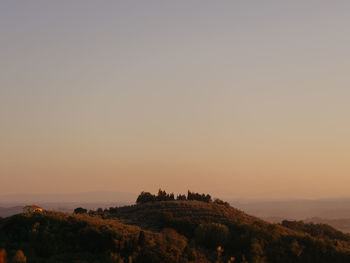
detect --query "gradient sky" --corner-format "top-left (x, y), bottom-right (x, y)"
top-left (1, 1), bottom-right (350, 199)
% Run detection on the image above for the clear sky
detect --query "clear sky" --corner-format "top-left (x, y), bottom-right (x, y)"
top-left (1, 1), bottom-right (350, 199)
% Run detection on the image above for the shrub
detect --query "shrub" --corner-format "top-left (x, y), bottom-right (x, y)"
top-left (214, 198), bottom-right (230, 206)
top-left (74, 207), bottom-right (87, 214)
top-left (162, 228), bottom-right (187, 251)
top-left (136, 192), bottom-right (156, 204)
top-left (0, 249), bottom-right (7, 263)
top-left (12, 250), bottom-right (26, 263)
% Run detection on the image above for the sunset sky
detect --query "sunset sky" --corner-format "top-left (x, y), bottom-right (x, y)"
top-left (1, 1), bottom-right (350, 199)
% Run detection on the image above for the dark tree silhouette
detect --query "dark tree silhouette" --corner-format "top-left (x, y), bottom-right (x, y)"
top-left (176, 194), bottom-right (186, 200)
top-left (187, 191), bottom-right (212, 203)
top-left (74, 207), bottom-right (87, 214)
top-left (136, 191), bottom-right (156, 204)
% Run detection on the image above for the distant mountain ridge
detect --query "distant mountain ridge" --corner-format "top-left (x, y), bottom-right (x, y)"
top-left (0, 191), bottom-right (137, 217)
top-left (231, 198), bottom-right (350, 220)
top-left (0, 206), bottom-right (23, 218)
top-left (0, 191), bottom-right (137, 203)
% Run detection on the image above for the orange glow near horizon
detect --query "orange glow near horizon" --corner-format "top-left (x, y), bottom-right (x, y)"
top-left (1, 1), bottom-right (350, 199)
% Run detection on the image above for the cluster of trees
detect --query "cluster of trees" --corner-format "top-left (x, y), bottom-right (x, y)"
top-left (136, 189), bottom-right (175, 204)
top-left (74, 207), bottom-right (107, 216)
top-left (187, 191), bottom-right (212, 203)
top-left (136, 189), bottom-right (212, 204)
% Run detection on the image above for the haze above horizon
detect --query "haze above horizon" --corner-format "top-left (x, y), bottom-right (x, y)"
top-left (1, 1), bottom-right (350, 199)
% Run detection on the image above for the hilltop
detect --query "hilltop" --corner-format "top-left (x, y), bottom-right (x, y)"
top-left (107, 200), bottom-right (260, 233)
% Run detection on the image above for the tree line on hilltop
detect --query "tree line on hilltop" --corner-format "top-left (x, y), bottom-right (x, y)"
top-left (73, 189), bottom-right (228, 216)
top-left (136, 189), bottom-right (216, 204)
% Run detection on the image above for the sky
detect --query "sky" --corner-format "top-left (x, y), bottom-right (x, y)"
top-left (1, 1), bottom-right (350, 199)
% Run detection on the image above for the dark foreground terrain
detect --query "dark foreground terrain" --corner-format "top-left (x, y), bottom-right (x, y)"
top-left (1, 191), bottom-right (350, 263)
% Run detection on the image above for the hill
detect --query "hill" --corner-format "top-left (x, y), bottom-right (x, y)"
top-left (102, 199), bottom-right (350, 262)
top-left (2, 191), bottom-right (350, 262)
top-left (304, 217), bottom-right (350, 233)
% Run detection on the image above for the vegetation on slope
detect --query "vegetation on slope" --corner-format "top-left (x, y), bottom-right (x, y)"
top-left (0, 211), bottom-right (206, 263)
top-left (2, 190), bottom-right (350, 262)
top-left (281, 220), bottom-right (350, 242)
top-left (103, 190), bottom-right (350, 263)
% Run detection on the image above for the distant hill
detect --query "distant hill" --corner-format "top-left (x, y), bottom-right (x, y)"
top-left (231, 198), bottom-right (350, 220)
top-left (304, 217), bottom-right (350, 233)
top-left (0, 191), bottom-right (137, 203)
top-left (0, 206), bottom-right (23, 218)
top-left (232, 198), bottom-right (350, 234)
top-left (0, 191), bottom-right (137, 218)
top-left (0, 202), bottom-right (131, 218)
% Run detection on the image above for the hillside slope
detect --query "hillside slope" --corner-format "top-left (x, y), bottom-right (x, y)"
top-left (106, 200), bottom-right (350, 263)
top-left (108, 200), bottom-right (263, 233)
top-left (0, 211), bottom-right (207, 263)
